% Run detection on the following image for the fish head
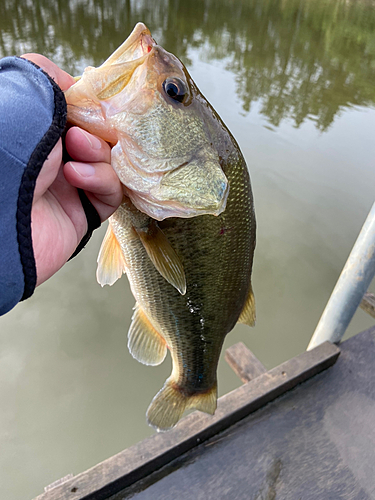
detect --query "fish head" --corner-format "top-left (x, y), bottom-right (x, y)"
top-left (65, 23), bottom-right (229, 220)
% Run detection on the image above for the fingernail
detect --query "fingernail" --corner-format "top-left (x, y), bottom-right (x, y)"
top-left (70, 161), bottom-right (95, 177)
top-left (78, 128), bottom-right (102, 150)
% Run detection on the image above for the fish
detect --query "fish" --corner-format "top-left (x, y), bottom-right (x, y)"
top-left (65, 23), bottom-right (256, 431)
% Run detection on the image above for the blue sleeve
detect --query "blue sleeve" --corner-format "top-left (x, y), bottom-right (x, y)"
top-left (0, 56), bottom-right (67, 315)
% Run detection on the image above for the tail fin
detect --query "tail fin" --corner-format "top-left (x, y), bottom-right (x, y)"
top-left (146, 379), bottom-right (217, 432)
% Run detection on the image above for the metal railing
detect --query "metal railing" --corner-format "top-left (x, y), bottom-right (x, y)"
top-left (307, 202), bottom-right (375, 350)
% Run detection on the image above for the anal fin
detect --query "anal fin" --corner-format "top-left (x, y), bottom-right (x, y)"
top-left (135, 221), bottom-right (186, 295)
top-left (238, 283), bottom-right (256, 327)
top-left (96, 222), bottom-right (127, 286)
top-left (128, 304), bottom-right (167, 366)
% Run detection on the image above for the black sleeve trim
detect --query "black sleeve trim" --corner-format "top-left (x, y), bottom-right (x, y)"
top-left (68, 189), bottom-right (102, 260)
top-left (18, 62), bottom-right (67, 301)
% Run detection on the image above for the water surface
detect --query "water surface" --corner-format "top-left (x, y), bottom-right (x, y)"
top-left (0, 0), bottom-right (375, 498)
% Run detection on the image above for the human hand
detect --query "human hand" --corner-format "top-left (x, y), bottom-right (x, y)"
top-left (21, 54), bottom-right (123, 286)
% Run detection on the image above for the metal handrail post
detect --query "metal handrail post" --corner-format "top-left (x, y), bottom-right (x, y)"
top-left (307, 202), bottom-right (375, 351)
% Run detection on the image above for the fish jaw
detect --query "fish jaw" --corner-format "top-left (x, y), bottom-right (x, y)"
top-left (100, 22), bottom-right (155, 67)
top-left (65, 23), bottom-right (155, 143)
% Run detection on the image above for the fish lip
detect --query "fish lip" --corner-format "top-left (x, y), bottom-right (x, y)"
top-left (101, 22), bottom-right (156, 66)
top-left (133, 23), bottom-right (156, 57)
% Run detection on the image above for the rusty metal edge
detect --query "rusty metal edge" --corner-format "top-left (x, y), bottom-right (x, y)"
top-left (34, 341), bottom-right (340, 500)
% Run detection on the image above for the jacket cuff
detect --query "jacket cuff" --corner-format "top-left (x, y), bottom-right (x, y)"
top-left (0, 56), bottom-right (67, 315)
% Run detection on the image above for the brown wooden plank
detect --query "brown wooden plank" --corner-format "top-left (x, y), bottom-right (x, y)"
top-left (360, 292), bottom-right (375, 319)
top-left (225, 342), bottom-right (267, 382)
top-left (44, 475), bottom-right (74, 492)
top-left (34, 341), bottom-right (340, 500)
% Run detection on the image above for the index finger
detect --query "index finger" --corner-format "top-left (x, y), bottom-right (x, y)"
top-left (21, 53), bottom-right (76, 91)
top-left (65, 127), bottom-right (112, 164)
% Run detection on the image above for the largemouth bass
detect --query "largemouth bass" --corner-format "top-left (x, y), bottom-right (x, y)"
top-left (65, 23), bottom-right (256, 431)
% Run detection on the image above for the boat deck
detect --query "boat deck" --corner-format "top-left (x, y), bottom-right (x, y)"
top-left (36, 325), bottom-right (375, 500)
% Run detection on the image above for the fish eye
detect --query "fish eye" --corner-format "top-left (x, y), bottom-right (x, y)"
top-left (162, 77), bottom-right (187, 103)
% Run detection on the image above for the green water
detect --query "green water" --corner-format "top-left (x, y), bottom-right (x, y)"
top-left (0, 0), bottom-right (375, 498)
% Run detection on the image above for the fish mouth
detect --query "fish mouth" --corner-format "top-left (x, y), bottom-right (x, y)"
top-left (101, 23), bottom-right (156, 66)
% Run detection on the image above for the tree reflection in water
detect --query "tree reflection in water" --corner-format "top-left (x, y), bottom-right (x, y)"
top-left (0, 0), bottom-right (374, 131)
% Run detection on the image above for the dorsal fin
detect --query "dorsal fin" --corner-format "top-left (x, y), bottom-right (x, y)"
top-left (128, 304), bottom-right (167, 366)
top-left (238, 283), bottom-right (256, 327)
top-left (96, 223), bottom-right (127, 286)
top-left (135, 221), bottom-right (186, 295)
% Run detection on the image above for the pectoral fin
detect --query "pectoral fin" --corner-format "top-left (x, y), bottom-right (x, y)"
top-left (135, 221), bottom-right (186, 295)
top-left (128, 304), bottom-right (167, 366)
top-left (238, 284), bottom-right (256, 327)
top-left (96, 223), bottom-right (127, 286)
